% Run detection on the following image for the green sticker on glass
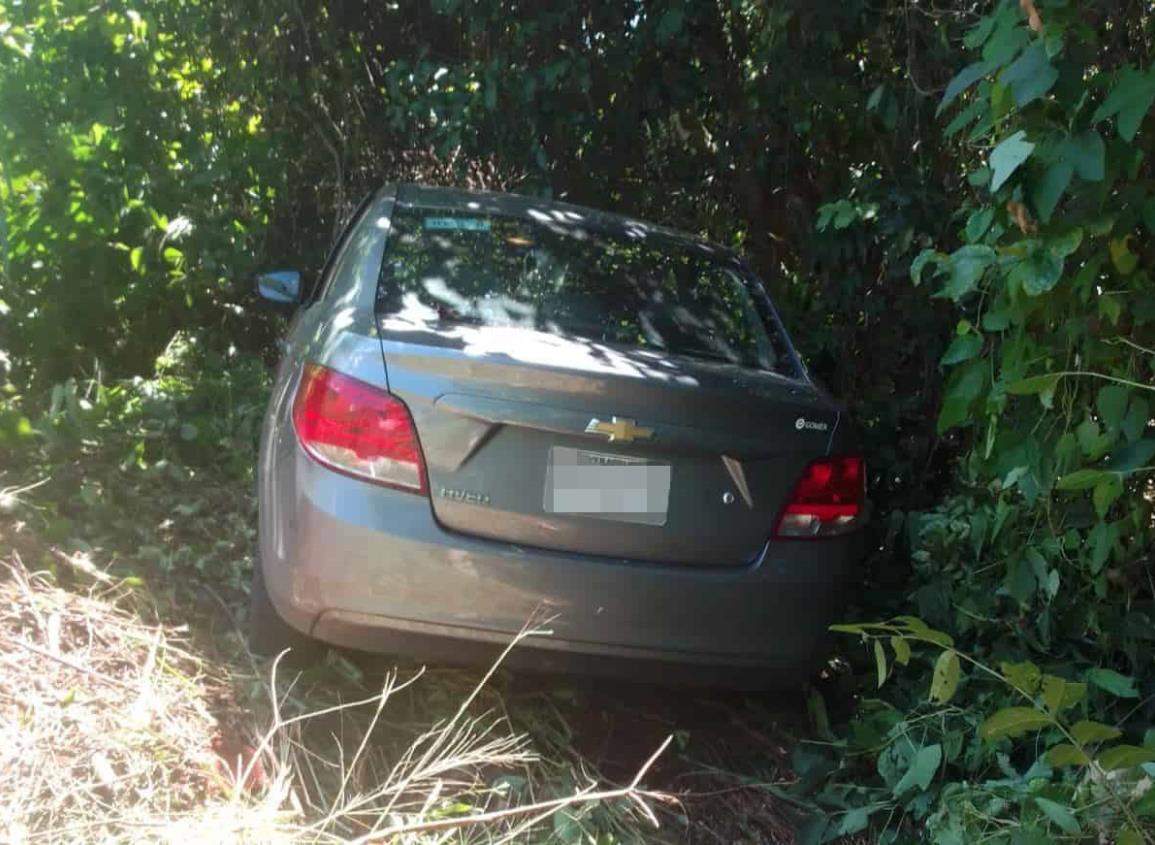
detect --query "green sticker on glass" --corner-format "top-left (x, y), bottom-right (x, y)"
top-left (424, 216), bottom-right (491, 231)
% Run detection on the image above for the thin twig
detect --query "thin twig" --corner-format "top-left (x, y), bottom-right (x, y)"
top-left (353, 734), bottom-right (675, 842)
top-left (1106, 336), bottom-right (1155, 358)
top-left (0, 633), bottom-right (134, 691)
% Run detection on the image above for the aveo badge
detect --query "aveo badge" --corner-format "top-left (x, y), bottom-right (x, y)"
top-left (795, 417), bottom-right (830, 432)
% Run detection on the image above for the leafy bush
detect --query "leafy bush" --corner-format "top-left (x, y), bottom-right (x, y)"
top-left (799, 2), bottom-right (1155, 842)
top-left (0, 339), bottom-right (268, 590)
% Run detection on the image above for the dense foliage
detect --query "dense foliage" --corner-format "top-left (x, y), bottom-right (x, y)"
top-left (1, 0), bottom-right (1153, 842)
top-left (802, 3), bottom-right (1155, 842)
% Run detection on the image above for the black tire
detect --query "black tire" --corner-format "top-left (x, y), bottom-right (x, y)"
top-left (248, 555), bottom-right (323, 664)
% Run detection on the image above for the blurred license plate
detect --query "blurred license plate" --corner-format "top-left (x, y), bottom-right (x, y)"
top-left (544, 447), bottom-right (670, 526)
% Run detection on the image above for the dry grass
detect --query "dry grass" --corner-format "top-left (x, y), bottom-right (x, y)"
top-left (0, 547), bottom-right (674, 844)
top-left (0, 552), bottom-right (222, 841)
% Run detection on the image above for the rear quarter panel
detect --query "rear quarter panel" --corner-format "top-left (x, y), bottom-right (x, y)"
top-left (258, 190), bottom-right (397, 608)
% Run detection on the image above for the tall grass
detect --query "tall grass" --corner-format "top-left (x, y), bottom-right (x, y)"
top-left (0, 543), bottom-right (672, 844)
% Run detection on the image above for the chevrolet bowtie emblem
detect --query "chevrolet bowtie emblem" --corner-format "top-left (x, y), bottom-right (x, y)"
top-left (584, 416), bottom-right (655, 443)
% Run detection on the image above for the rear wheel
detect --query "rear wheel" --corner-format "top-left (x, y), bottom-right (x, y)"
top-left (248, 555), bottom-right (323, 664)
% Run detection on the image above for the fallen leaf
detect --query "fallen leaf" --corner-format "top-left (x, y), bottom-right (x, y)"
top-left (1020, 0), bottom-right (1043, 33)
top-left (1007, 200), bottom-right (1037, 234)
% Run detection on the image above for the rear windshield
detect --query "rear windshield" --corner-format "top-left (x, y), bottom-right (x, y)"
top-left (376, 206), bottom-right (798, 376)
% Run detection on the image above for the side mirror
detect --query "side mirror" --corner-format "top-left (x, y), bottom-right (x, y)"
top-left (256, 270), bottom-right (302, 306)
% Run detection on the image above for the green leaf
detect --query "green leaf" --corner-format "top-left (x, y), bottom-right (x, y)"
top-left (910, 249), bottom-right (943, 286)
top-left (1055, 469), bottom-right (1111, 491)
top-left (1032, 161), bottom-right (1073, 223)
top-left (965, 208), bottom-right (995, 243)
top-left (940, 333), bottom-right (983, 366)
top-left (1034, 131), bottom-right (1105, 222)
top-left (1042, 675), bottom-right (1084, 715)
top-left (1008, 373), bottom-right (1060, 396)
top-left (938, 61), bottom-right (994, 115)
top-left (890, 635), bottom-right (911, 666)
top-left (1098, 745), bottom-right (1155, 771)
top-left (1122, 400), bottom-right (1150, 443)
top-left (982, 308), bottom-right (1011, 331)
top-left (1049, 227), bottom-right (1084, 258)
top-left (874, 638), bottom-right (888, 688)
top-left (1070, 720), bottom-right (1123, 745)
top-left (967, 167), bottom-right (991, 188)
top-left (1100, 292), bottom-right (1123, 326)
top-left (1077, 418), bottom-right (1113, 459)
top-left (945, 97), bottom-right (985, 138)
top-left (130, 246), bottom-right (144, 272)
top-left (835, 807), bottom-right (872, 836)
top-left (1026, 546), bottom-right (1049, 586)
top-left (929, 649), bottom-right (961, 704)
top-left (937, 360), bottom-right (987, 432)
top-left (941, 245), bottom-right (996, 300)
top-left (982, 9), bottom-right (1028, 65)
top-left (1001, 660), bottom-right (1042, 696)
top-left (964, 15), bottom-right (996, 50)
top-left (1005, 555), bottom-right (1037, 602)
top-left (1008, 248), bottom-right (1064, 296)
top-left (990, 131), bottom-right (1035, 192)
top-left (1119, 826), bottom-right (1147, 845)
top-left (893, 744), bottom-right (942, 796)
top-left (1089, 521), bottom-right (1116, 575)
top-left (894, 616), bottom-right (954, 647)
top-left (1136, 788), bottom-right (1155, 818)
top-left (1068, 130), bottom-right (1106, 181)
top-left (1093, 476), bottom-right (1123, 518)
top-left (1097, 385), bottom-right (1130, 430)
top-left (1001, 44), bottom-right (1058, 108)
top-left (829, 623), bottom-right (869, 635)
top-left (980, 707), bottom-right (1053, 741)
top-left (1086, 668), bottom-right (1139, 698)
top-left (1034, 797), bottom-right (1081, 835)
top-left (1091, 65), bottom-right (1155, 142)
top-left (1045, 743), bottom-right (1091, 767)
top-left (1106, 439), bottom-right (1155, 472)
top-left (1110, 236), bottom-right (1140, 276)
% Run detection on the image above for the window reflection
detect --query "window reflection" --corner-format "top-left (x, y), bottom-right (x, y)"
top-left (376, 207), bottom-right (792, 374)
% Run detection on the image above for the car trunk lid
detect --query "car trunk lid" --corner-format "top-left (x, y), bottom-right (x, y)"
top-left (378, 319), bottom-right (839, 567)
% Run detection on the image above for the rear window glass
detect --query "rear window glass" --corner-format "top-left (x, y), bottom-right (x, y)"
top-left (376, 206), bottom-right (798, 376)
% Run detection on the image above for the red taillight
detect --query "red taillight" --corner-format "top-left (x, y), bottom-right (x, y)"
top-left (774, 455), bottom-right (865, 539)
top-left (291, 363), bottom-right (428, 495)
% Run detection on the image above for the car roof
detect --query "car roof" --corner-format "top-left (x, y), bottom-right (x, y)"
top-left (393, 183), bottom-right (738, 261)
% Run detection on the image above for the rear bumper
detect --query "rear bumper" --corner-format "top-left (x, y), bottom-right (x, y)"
top-left (260, 445), bottom-right (860, 687)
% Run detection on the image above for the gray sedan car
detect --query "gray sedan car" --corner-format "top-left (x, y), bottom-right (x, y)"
top-left (251, 184), bottom-right (864, 687)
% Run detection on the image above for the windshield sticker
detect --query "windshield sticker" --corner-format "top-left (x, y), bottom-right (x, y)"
top-left (424, 216), bottom-right (491, 232)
